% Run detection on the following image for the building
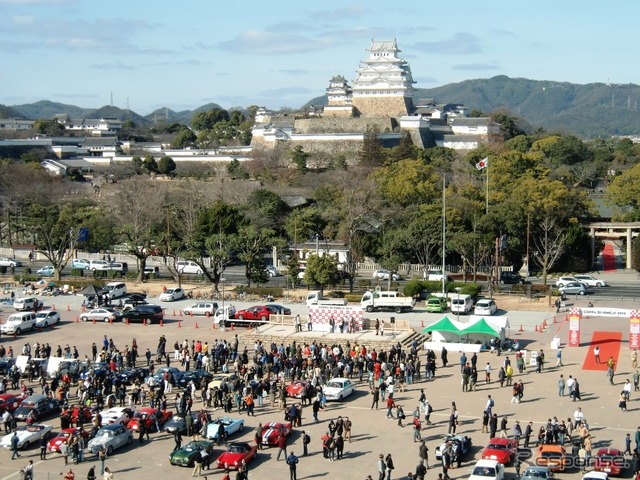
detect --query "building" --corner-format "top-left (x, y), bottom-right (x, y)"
top-left (0, 119), bottom-right (35, 131)
top-left (54, 115), bottom-right (122, 136)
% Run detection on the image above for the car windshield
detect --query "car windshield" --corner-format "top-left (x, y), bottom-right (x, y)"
top-left (96, 430), bottom-right (114, 438)
top-left (472, 467), bottom-right (497, 477)
top-left (326, 382), bottom-right (343, 388)
top-left (524, 470), bottom-right (548, 478)
top-left (541, 452), bottom-right (563, 459)
top-left (228, 444), bottom-right (247, 453)
top-left (184, 443), bottom-right (201, 452)
top-left (133, 412), bottom-right (150, 419)
top-left (598, 455), bottom-right (621, 461)
top-left (487, 443), bottom-right (507, 450)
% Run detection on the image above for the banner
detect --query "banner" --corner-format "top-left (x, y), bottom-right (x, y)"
top-left (580, 308), bottom-right (632, 318)
top-left (630, 310), bottom-right (640, 350)
top-left (308, 305), bottom-right (363, 333)
top-left (568, 307), bottom-right (581, 347)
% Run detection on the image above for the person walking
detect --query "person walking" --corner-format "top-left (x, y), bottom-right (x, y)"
top-left (23, 460), bottom-right (34, 480)
top-left (378, 454), bottom-right (386, 480)
top-left (103, 467), bottom-right (113, 480)
top-left (98, 446), bottom-right (107, 475)
top-left (276, 433), bottom-right (288, 461)
top-left (11, 430), bottom-right (20, 459)
top-left (385, 453), bottom-right (395, 480)
top-left (191, 448), bottom-right (203, 477)
top-left (173, 431), bottom-right (182, 451)
top-left (418, 440), bottom-right (429, 469)
top-left (87, 465), bottom-right (96, 480)
top-left (286, 451), bottom-right (299, 480)
top-left (64, 468), bottom-right (76, 480)
top-left (416, 460), bottom-right (427, 480)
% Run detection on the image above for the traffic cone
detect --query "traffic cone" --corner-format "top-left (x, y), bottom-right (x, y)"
top-left (194, 322), bottom-right (199, 329)
top-left (190, 311), bottom-right (193, 317)
top-left (177, 320), bottom-right (181, 328)
top-left (421, 320), bottom-right (424, 328)
top-left (92, 318), bottom-right (96, 325)
top-left (248, 323), bottom-right (252, 331)
top-left (519, 324), bottom-right (523, 332)
top-left (542, 319), bottom-right (548, 328)
top-left (160, 319), bottom-right (163, 327)
top-left (553, 317), bottom-right (557, 324)
top-left (109, 318), bottom-right (113, 325)
top-left (52, 304), bottom-right (56, 310)
top-left (179, 310), bottom-right (183, 317)
top-left (173, 310), bottom-right (176, 316)
top-left (75, 316), bottom-right (80, 323)
top-left (125, 318), bottom-right (129, 326)
top-left (231, 324), bottom-right (234, 331)
top-left (211, 323), bottom-right (216, 330)
top-left (535, 324), bottom-right (539, 332)
top-left (143, 319), bottom-right (147, 326)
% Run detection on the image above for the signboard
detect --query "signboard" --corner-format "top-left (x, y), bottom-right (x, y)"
top-left (580, 307), bottom-right (632, 318)
top-left (307, 305), bottom-right (363, 333)
top-left (630, 310), bottom-right (640, 350)
top-left (568, 308), bottom-right (581, 347)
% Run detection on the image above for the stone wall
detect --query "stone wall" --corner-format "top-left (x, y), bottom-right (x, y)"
top-left (352, 96), bottom-right (413, 118)
top-left (294, 116), bottom-right (397, 134)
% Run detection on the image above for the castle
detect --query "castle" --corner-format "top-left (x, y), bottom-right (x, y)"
top-left (251, 39), bottom-right (500, 155)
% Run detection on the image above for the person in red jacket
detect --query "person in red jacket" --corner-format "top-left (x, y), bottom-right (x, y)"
top-left (276, 433), bottom-right (288, 461)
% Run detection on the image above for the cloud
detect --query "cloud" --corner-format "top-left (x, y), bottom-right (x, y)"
top-left (219, 31), bottom-right (336, 55)
top-left (451, 62), bottom-right (500, 71)
top-left (413, 75), bottom-right (440, 84)
top-left (90, 61), bottom-right (135, 70)
top-left (11, 15), bottom-right (34, 24)
top-left (489, 28), bottom-right (516, 38)
top-left (412, 33), bottom-right (483, 54)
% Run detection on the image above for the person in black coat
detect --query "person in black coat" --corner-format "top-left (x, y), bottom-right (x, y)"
top-left (489, 414), bottom-right (498, 438)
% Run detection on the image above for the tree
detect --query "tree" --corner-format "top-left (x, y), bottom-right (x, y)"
top-left (143, 155), bottom-right (158, 174)
top-left (33, 119), bottom-right (65, 136)
top-left (157, 156), bottom-right (177, 176)
top-left (373, 159), bottom-right (440, 207)
top-left (605, 163), bottom-right (640, 221)
top-left (360, 125), bottom-right (385, 167)
top-left (531, 216), bottom-right (567, 285)
top-left (244, 189), bottom-right (290, 232)
top-left (171, 126), bottom-right (197, 148)
top-left (291, 145), bottom-right (309, 172)
top-left (235, 225), bottom-right (276, 287)
top-left (131, 156), bottom-right (144, 175)
top-left (304, 254), bottom-right (338, 295)
top-left (227, 159), bottom-right (249, 179)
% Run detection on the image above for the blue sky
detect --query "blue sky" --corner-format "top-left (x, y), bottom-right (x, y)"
top-left (1, 0), bottom-right (637, 114)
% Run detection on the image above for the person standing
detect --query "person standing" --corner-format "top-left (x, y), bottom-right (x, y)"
top-left (635, 426), bottom-right (640, 453)
top-left (87, 465), bottom-right (96, 480)
top-left (441, 446), bottom-right (451, 480)
top-left (173, 431), bottom-right (182, 451)
top-left (302, 430), bottom-right (310, 456)
top-left (632, 350), bottom-right (638, 370)
top-left (64, 469), bottom-right (76, 480)
top-left (500, 416), bottom-right (508, 438)
top-left (416, 460), bottom-right (427, 480)
top-left (344, 417), bottom-right (352, 442)
top-left (276, 433), bottom-right (288, 461)
top-left (385, 453), bottom-right (395, 480)
top-left (594, 346), bottom-right (601, 364)
top-left (489, 414), bottom-right (498, 438)
top-left (625, 433), bottom-right (632, 455)
top-left (607, 357), bottom-right (616, 385)
top-left (286, 451), bottom-right (299, 480)
top-left (23, 460), bottom-right (34, 480)
top-left (11, 430), bottom-right (20, 459)
top-left (523, 421), bottom-right (533, 448)
top-left (558, 374), bottom-right (566, 396)
top-left (191, 448), bottom-right (203, 477)
top-left (418, 440), bottom-right (429, 468)
top-left (39, 434), bottom-right (48, 460)
top-left (98, 446), bottom-right (107, 475)
top-left (103, 467), bottom-right (113, 480)
top-left (371, 387), bottom-right (380, 410)
top-left (377, 454), bottom-right (386, 480)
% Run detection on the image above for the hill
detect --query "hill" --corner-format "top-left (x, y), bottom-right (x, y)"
top-left (85, 105), bottom-right (150, 126)
top-left (144, 102), bottom-right (223, 125)
top-left (10, 100), bottom-right (86, 120)
top-left (0, 105), bottom-right (25, 119)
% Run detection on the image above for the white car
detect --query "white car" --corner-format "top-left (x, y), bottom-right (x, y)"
top-left (0, 424), bottom-right (53, 449)
top-left (176, 261), bottom-right (203, 275)
top-left (372, 269), bottom-right (401, 281)
top-left (72, 258), bottom-right (91, 270)
top-left (469, 459), bottom-right (505, 480)
top-left (266, 266), bottom-right (282, 277)
top-left (159, 288), bottom-right (186, 302)
top-left (100, 407), bottom-right (133, 426)
top-left (573, 275), bottom-right (607, 287)
top-left (582, 473), bottom-right (608, 480)
top-left (0, 257), bottom-right (22, 267)
top-left (183, 302), bottom-right (218, 317)
top-left (474, 299), bottom-right (497, 316)
top-left (555, 276), bottom-right (577, 287)
top-left (35, 310), bottom-right (61, 327)
top-left (80, 308), bottom-right (120, 323)
top-left (13, 297), bottom-right (40, 311)
top-left (36, 266), bottom-right (55, 277)
top-left (322, 377), bottom-right (356, 401)
top-left (89, 260), bottom-right (110, 271)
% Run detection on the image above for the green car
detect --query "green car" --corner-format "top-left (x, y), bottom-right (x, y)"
top-left (425, 297), bottom-right (447, 313)
top-left (169, 440), bottom-right (214, 467)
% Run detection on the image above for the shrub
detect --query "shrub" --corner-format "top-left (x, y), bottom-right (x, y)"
top-left (345, 294), bottom-right (362, 303)
top-left (403, 280), bottom-right (426, 298)
top-left (232, 286), bottom-right (283, 297)
top-left (24, 267), bottom-right (31, 275)
top-left (13, 274), bottom-right (40, 283)
top-left (93, 270), bottom-right (108, 279)
top-left (356, 279), bottom-right (372, 288)
top-left (327, 291), bottom-right (345, 298)
top-left (70, 268), bottom-right (84, 277)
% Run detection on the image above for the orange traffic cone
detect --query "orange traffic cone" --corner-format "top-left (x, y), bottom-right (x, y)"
top-left (542, 319), bottom-right (548, 328)
top-left (519, 324), bottom-right (523, 332)
top-left (190, 311), bottom-right (194, 317)
top-left (231, 324), bottom-right (234, 331)
top-left (52, 304), bottom-right (56, 310)
top-left (421, 320), bottom-right (424, 327)
top-left (75, 316), bottom-right (80, 323)
top-left (195, 322), bottom-right (199, 329)
top-left (211, 323), bottom-right (216, 330)
top-left (67, 305), bottom-right (71, 312)
top-left (173, 310), bottom-right (176, 316)
top-left (535, 324), bottom-right (539, 332)
top-left (248, 323), bottom-right (252, 331)
top-left (143, 319), bottom-right (147, 326)
top-left (553, 316), bottom-right (557, 324)
top-left (125, 318), bottom-right (129, 326)
top-left (179, 310), bottom-right (183, 317)
top-left (92, 318), bottom-right (96, 325)
top-left (177, 320), bottom-right (181, 328)
top-left (160, 319), bottom-right (163, 327)
top-left (109, 318), bottom-right (113, 325)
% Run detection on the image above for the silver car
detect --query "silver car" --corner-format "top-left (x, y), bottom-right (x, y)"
top-left (559, 282), bottom-right (588, 295)
top-left (80, 308), bottom-right (120, 323)
top-left (0, 257), bottom-right (22, 267)
top-left (87, 424), bottom-right (133, 455)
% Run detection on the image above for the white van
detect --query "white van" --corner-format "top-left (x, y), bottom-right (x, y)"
top-left (1, 312), bottom-right (37, 335)
top-left (104, 282), bottom-right (127, 299)
top-left (450, 294), bottom-right (473, 314)
top-left (177, 261), bottom-right (203, 275)
top-left (89, 260), bottom-right (110, 271)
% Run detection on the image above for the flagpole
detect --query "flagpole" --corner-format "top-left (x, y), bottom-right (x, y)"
top-left (485, 160), bottom-right (489, 215)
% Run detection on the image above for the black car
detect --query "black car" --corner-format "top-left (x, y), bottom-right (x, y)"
top-left (117, 367), bottom-right (150, 385)
top-left (163, 412), bottom-right (198, 435)
top-left (499, 271), bottom-right (525, 284)
top-left (13, 395), bottom-right (61, 421)
top-left (176, 369), bottom-right (213, 389)
top-left (123, 305), bottom-right (164, 324)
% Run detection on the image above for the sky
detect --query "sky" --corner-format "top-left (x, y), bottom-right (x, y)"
top-left (1, 0), bottom-right (638, 115)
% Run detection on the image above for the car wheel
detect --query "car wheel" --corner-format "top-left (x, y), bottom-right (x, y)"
top-left (107, 446), bottom-right (114, 455)
top-left (596, 282), bottom-right (603, 287)
top-left (103, 317), bottom-right (110, 323)
top-left (238, 315), bottom-right (245, 320)
top-left (394, 307), bottom-right (402, 314)
top-left (338, 395), bottom-right (343, 401)
top-left (260, 315), bottom-right (267, 321)
top-left (15, 328), bottom-right (21, 335)
top-left (579, 291), bottom-right (586, 295)
top-left (22, 441), bottom-right (29, 449)
top-left (366, 306), bottom-right (373, 313)
top-left (81, 316), bottom-right (89, 322)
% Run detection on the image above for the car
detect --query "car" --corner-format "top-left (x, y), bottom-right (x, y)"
top-left (536, 444), bottom-right (567, 471)
top-left (260, 422), bottom-right (291, 446)
top-left (559, 282), bottom-right (588, 296)
top-left (89, 260), bottom-right (110, 271)
top-left (522, 466), bottom-right (554, 480)
top-left (123, 305), bottom-right (164, 324)
top-left (481, 437), bottom-right (519, 465)
top-left (72, 258), bottom-right (91, 270)
top-left (469, 459), bottom-right (505, 480)
top-left (207, 373), bottom-right (240, 390)
top-left (106, 262), bottom-right (128, 275)
top-left (582, 473), bottom-right (609, 480)
top-left (116, 367), bottom-right (150, 386)
top-left (169, 440), bottom-right (215, 467)
top-left (36, 266), bottom-right (55, 277)
top-left (0, 423), bottom-right (53, 449)
top-left (435, 434), bottom-right (473, 460)
top-left (163, 412), bottom-right (198, 435)
top-left (555, 276), bottom-right (578, 287)
top-left (80, 362), bottom-right (111, 381)
top-left (87, 423), bottom-right (133, 455)
top-left (126, 407), bottom-right (173, 432)
top-left (183, 302), bottom-right (219, 317)
top-left (265, 304), bottom-right (292, 315)
top-left (13, 395), bottom-right (61, 421)
top-left (574, 275), bottom-right (607, 287)
top-left (35, 310), bottom-right (61, 327)
top-left (499, 272), bottom-right (525, 284)
top-left (80, 308), bottom-right (121, 323)
top-left (100, 407), bottom-right (134, 426)
top-left (69, 405), bottom-right (93, 424)
top-left (285, 381), bottom-right (309, 399)
top-left (594, 448), bottom-right (626, 476)
top-left (13, 297), bottom-right (41, 311)
top-left (266, 266), bottom-right (282, 277)
top-left (323, 377), bottom-right (356, 401)
top-left (146, 366), bottom-right (184, 387)
top-left (159, 288), bottom-right (186, 302)
top-left (233, 306), bottom-right (271, 322)
top-left (216, 442), bottom-right (258, 470)
top-left (0, 358), bottom-right (16, 375)
top-left (372, 269), bottom-right (401, 281)
top-left (474, 299), bottom-right (498, 316)
top-left (47, 427), bottom-right (90, 453)
top-left (122, 297), bottom-right (148, 309)
top-left (176, 369), bottom-right (213, 389)
top-left (204, 417), bottom-right (245, 442)
top-left (426, 297), bottom-right (447, 313)
top-left (0, 257), bottom-right (22, 267)
top-left (0, 393), bottom-right (26, 414)
top-left (177, 261), bottom-right (203, 275)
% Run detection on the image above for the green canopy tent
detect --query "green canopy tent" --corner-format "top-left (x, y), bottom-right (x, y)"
top-left (421, 316), bottom-right (463, 335)
top-left (460, 317), bottom-right (501, 336)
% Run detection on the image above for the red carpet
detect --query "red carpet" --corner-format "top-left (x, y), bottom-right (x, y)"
top-left (601, 242), bottom-right (617, 272)
top-left (582, 331), bottom-right (622, 370)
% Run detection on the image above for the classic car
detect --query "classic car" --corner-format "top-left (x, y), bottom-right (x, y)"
top-left (481, 437), bottom-right (519, 465)
top-left (260, 422), bottom-right (292, 446)
top-left (0, 424), bottom-right (53, 449)
top-left (322, 378), bottom-right (356, 401)
top-left (522, 466), bottom-right (554, 480)
top-left (47, 427), bottom-right (90, 452)
top-left (536, 444), bottom-right (567, 471)
top-left (285, 381), bottom-right (309, 399)
top-left (469, 459), bottom-right (505, 480)
top-left (87, 424), bottom-right (133, 455)
top-left (13, 395), bottom-right (61, 421)
top-left (215, 442), bottom-right (258, 470)
top-left (435, 434), bottom-right (473, 460)
top-left (207, 374), bottom-right (239, 390)
top-left (204, 417), bottom-right (245, 442)
top-left (594, 448), bottom-right (626, 476)
top-left (116, 367), bottom-right (151, 386)
top-left (145, 367), bottom-right (183, 387)
top-left (69, 405), bottom-right (93, 424)
top-left (169, 440), bottom-right (214, 467)
top-left (163, 412), bottom-right (198, 435)
top-left (100, 407), bottom-right (134, 426)
top-left (176, 369), bottom-right (213, 390)
top-left (0, 393), bottom-right (26, 414)
top-left (126, 407), bottom-right (173, 432)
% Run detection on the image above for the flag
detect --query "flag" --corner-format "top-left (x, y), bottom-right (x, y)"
top-left (475, 157), bottom-right (488, 170)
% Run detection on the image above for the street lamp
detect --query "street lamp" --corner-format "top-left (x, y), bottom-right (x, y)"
top-left (220, 277), bottom-right (226, 332)
top-left (455, 287), bottom-right (461, 321)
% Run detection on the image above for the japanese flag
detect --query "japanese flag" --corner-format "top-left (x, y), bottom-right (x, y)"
top-left (475, 157), bottom-right (488, 170)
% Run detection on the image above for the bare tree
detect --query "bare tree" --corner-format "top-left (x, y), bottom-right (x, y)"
top-left (532, 216), bottom-right (567, 285)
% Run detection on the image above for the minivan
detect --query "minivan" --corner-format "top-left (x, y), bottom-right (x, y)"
top-left (89, 260), bottom-right (110, 271)
top-left (177, 261), bottom-right (203, 275)
top-left (1, 312), bottom-right (37, 335)
top-left (104, 282), bottom-right (127, 299)
top-left (13, 297), bottom-right (40, 311)
top-left (450, 294), bottom-right (473, 314)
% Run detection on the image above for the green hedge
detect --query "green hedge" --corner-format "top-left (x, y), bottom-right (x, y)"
top-left (402, 280), bottom-right (482, 298)
top-left (345, 294), bottom-right (361, 303)
top-left (71, 268), bottom-right (84, 277)
top-left (327, 291), bottom-right (345, 298)
top-left (232, 286), bottom-right (284, 297)
top-left (14, 273), bottom-right (41, 283)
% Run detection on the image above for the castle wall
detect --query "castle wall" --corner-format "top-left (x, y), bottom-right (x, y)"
top-left (352, 96), bottom-right (413, 118)
top-left (294, 116), bottom-right (397, 134)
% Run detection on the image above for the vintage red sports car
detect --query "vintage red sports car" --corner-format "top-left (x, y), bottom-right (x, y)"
top-left (126, 407), bottom-right (173, 432)
top-left (594, 448), bottom-right (626, 476)
top-left (260, 421), bottom-right (291, 446)
top-left (215, 442), bottom-right (258, 470)
top-left (285, 381), bottom-right (309, 399)
top-left (0, 393), bottom-right (27, 414)
top-left (70, 405), bottom-right (93, 424)
top-left (47, 428), bottom-right (90, 452)
top-left (481, 437), bottom-right (519, 465)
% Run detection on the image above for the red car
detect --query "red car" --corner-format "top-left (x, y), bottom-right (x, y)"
top-left (47, 428), bottom-right (90, 453)
top-left (594, 448), bottom-right (625, 476)
top-left (260, 422), bottom-right (292, 446)
top-left (126, 407), bottom-right (173, 432)
top-left (233, 306), bottom-right (271, 322)
top-left (70, 406), bottom-right (93, 424)
top-left (216, 442), bottom-right (258, 470)
top-left (285, 381), bottom-right (309, 399)
top-left (0, 393), bottom-right (26, 414)
top-left (481, 437), bottom-right (519, 465)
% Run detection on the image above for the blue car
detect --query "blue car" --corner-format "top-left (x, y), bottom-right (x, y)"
top-left (36, 266), bottom-right (55, 276)
top-left (205, 417), bottom-right (245, 442)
